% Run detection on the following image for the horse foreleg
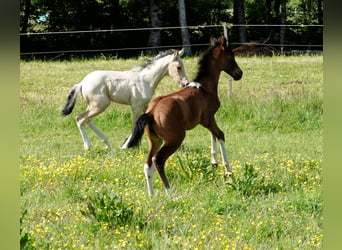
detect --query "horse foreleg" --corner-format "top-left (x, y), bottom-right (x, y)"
top-left (206, 119), bottom-right (232, 176)
top-left (121, 105), bottom-right (146, 149)
top-left (87, 120), bottom-right (111, 149)
top-left (218, 139), bottom-right (232, 175)
top-left (210, 133), bottom-right (219, 166)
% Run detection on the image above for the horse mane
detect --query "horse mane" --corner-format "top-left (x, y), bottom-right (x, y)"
top-left (193, 41), bottom-right (219, 82)
top-left (133, 49), bottom-right (177, 72)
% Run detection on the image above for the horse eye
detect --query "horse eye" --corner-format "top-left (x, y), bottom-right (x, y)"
top-left (177, 66), bottom-right (182, 70)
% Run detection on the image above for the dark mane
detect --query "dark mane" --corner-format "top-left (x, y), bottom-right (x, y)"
top-left (133, 49), bottom-right (177, 71)
top-left (193, 43), bottom-right (217, 82)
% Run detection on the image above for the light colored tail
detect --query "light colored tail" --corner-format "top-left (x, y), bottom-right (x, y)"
top-left (61, 84), bottom-right (81, 116)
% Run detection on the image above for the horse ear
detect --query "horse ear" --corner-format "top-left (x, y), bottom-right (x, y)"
top-left (219, 36), bottom-right (228, 47)
top-left (178, 48), bottom-right (185, 57)
top-left (210, 36), bottom-right (217, 45)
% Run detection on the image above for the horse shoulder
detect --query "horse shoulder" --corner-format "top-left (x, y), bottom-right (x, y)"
top-left (178, 89), bottom-right (210, 128)
top-left (132, 73), bottom-right (154, 101)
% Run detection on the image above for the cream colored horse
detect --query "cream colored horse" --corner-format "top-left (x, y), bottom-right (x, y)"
top-left (61, 49), bottom-right (188, 151)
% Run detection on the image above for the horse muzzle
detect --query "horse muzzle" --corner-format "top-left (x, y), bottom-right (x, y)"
top-left (232, 69), bottom-right (243, 81)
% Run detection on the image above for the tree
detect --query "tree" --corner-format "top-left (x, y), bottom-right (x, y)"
top-left (178, 0), bottom-right (192, 55)
top-left (234, 0), bottom-right (247, 43)
top-left (19, 0), bottom-right (322, 59)
top-left (317, 0), bottom-right (323, 24)
top-left (148, 0), bottom-right (161, 53)
top-left (279, 0), bottom-right (287, 53)
top-left (20, 0), bottom-right (31, 33)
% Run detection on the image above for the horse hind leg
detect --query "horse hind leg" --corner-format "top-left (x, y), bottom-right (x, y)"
top-left (75, 112), bottom-right (92, 151)
top-left (76, 103), bottom-right (109, 151)
top-left (88, 120), bottom-right (111, 149)
top-left (144, 129), bottom-right (163, 197)
top-left (144, 163), bottom-right (156, 197)
top-left (152, 138), bottom-right (184, 195)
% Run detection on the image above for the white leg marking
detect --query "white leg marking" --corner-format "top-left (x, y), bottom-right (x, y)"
top-left (218, 139), bottom-right (232, 174)
top-left (120, 134), bottom-right (132, 150)
top-left (88, 121), bottom-right (111, 149)
top-left (144, 164), bottom-right (155, 196)
top-left (77, 123), bottom-right (92, 150)
top-left (211, 134), bottom-right (219, 165)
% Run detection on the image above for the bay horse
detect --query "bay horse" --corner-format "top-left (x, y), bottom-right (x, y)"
top-left (125, 36), bottom-right (243, 196)
top-left (61, 49), bottom-right (188, 151)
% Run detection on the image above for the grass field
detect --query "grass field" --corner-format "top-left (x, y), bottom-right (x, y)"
top-left (20, 54), bottom-right (322, 249)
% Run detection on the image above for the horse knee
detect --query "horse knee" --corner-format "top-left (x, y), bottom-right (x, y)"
top-left (152, 156), bottom-right (165, 171)
top-left (75, 113), bottom-right (87, 125)
top-left (76, 117), bottom-right (87, 128)
top-left (215, 130), bottom-right (225, 141)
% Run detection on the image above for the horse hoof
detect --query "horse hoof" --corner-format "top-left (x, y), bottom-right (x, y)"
top-left (165, 187), bottom-right (175, 196)
top-left (211, 162), bottom-right (218, 167)
top-left (224, 172), bottom-right (233, 185)
top-left (224, 172), bottom-right (232, 177)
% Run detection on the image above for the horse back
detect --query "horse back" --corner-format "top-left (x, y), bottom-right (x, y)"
top-left (80, 70), bottom-right (139, 105)
top-left (147, 87), bottom-right (213, 131)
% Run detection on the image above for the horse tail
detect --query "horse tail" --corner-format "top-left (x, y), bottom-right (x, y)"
top-left (126, 113), bottom-right (154, 148)
top-left (61, 84), bottom-right (81, 116)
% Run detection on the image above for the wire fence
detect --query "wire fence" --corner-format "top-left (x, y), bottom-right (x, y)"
top-left (19, 24), bottom-right (322, 36)
top-left (20, 24), bottom-right (323, 58)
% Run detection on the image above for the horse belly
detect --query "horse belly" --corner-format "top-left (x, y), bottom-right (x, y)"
top-left (155, 97), bottom-right (201, 132)
top-left (183, 112), bottom-right (202, 130)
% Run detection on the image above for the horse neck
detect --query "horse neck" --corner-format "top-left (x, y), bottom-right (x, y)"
top-left (196, 65), bottom-right (222, 95)
top-left (140, 56), bottom-right (172, 90)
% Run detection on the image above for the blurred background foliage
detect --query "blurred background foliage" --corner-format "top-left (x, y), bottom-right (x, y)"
top-left (20, 0), bottom-right (323, 59)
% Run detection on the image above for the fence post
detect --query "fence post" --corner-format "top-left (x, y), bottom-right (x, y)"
top-left (222, 22), bottom-right (233, 98)
top-left (223, 22), bottom-right (228, 45)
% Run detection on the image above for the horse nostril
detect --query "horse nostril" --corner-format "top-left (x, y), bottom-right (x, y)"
top-left (234, 70), bottom-right (243, 80)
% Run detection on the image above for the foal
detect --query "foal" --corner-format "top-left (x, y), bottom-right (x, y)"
top-left (61, 49), bottom-right (188, 151)
top-left (126, 36), bottom-right (243, 196)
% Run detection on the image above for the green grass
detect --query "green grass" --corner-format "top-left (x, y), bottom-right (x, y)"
top-left (20, 55), bottom-right (322, 249)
